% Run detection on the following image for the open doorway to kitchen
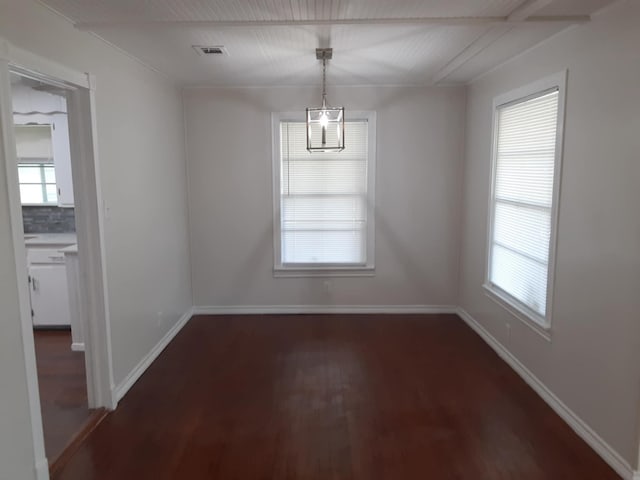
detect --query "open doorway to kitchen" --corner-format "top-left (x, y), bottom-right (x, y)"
top-left (10, 70), bottom-right (102, 470)
top-left (0, 45), bottom-right (114, 479)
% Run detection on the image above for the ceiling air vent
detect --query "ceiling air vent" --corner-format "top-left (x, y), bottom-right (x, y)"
top-left (193, 45), bottom-right (229, 56)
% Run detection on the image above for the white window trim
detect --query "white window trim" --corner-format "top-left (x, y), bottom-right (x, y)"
top-left (272, 110), bottom-right (376, 277)
top-left (483, 70), bottom-right (567, 336)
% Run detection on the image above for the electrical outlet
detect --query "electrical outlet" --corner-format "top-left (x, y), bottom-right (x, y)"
top-left (506, 322), bottom-right (511, 341)
top-left (156, 311), bottom-right (164, 326)
top-left (323, 280), bottom-right (332, 295)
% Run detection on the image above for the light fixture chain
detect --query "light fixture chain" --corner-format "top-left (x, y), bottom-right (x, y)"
top-left (322, 58), bottom-right (327, 107)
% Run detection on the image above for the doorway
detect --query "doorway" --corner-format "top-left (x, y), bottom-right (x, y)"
top-left (0, 44), bottom-right (114, 479)
top-left (10, 70), bottom-right (103, 469)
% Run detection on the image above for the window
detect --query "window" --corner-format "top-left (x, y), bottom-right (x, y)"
top-left (272, 112), bottom-right (376, 274)
top-left (18, 163), bottom-right (57, 205)
top-left (485, 72), bottom-right (566, 329)
top-left (14, 124), bottom-right (57, 205)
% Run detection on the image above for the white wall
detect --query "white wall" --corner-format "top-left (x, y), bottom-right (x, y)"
top-left (184, 86), bottom-right (465, 308)
top-left (459, 0), bottom-right (640, 468)
top-left (0, 0), bottom-right (192, 477)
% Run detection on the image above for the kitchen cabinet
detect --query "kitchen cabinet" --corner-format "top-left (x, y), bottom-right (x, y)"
top-left (29, 264), bottom-right (71, 327)
top-left (51, 115), bottom-right (74, 207)
top-left (27, 246), bottom-right (71, 327)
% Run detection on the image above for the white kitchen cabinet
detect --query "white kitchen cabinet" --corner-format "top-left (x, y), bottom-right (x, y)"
top-left (51, 114), bottom-right (74, 207)
top-left (29, 263), bottom-right (71, 327)
top-left (27, 245), bottom-right (71, 327)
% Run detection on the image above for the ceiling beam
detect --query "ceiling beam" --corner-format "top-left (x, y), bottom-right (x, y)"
top-left (508, 0), bottom-right (555, 22)
top-left (431, 25), bottom-right (513, 85)
top-left (74, 15), bottom-right (590, 31)
top-left (431, 0), bottom-right (571, 84)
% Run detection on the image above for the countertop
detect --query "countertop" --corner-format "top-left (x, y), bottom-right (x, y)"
top-left (24, 233), bottom-right (77, 247)
top-left (59, 244), bottom-right (78, 254)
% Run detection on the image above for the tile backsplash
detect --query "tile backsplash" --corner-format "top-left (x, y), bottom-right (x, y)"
top-left (22, 206), bottom-right (75, 234)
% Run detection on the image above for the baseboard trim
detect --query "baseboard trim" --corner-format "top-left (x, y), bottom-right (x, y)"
top-left (48, 408), bottom-right (108, 478)
top-left (113, 308), bottom-right (193, 402)
top-left (71, 342), bottom-right (85, 352)
top-left (456, 307), bottom-right (634, 480)
top-left (35, 457), bottom-right (49, 480)
top-left (193, 305), bottom-right (457, 315)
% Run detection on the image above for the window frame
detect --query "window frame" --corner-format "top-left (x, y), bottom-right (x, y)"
top-left (483, 71), bottom-right (567, 335)
top-left (272, 110), bottom-right (376, 277)
top-left (18, 162), bottom-right (58, 206)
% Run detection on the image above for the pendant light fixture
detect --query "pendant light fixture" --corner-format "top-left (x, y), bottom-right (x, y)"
top-left (306, 48), bottom-right (345, 152)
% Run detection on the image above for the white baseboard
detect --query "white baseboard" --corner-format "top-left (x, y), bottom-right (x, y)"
top-left (456, 307), bottom-right (634, 480)
top-left (113, 308), bottom-right (193, 402)
top-left (193, 305), bottom-right (457, 315)
top-left (71, 342), bottom-right (85, 352)
top-left (35, 457), bottom-right (49, 480)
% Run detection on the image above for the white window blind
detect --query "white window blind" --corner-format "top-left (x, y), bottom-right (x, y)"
top-left (279, 120), bottom-right (369, 265)
top-left (14, 125), bottom-right (53, 162)
top-left (488, 89), bottom-right (560, 320)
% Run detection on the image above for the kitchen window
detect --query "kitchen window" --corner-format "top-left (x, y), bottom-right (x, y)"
top-left (485, 72), bottom-right (566, 330)
top-left (18, 163), bottom-right (57, 205)
top-left (14, 124), bottom-right (57, 205)
top-left (272, 111), bottom-right (376, 275)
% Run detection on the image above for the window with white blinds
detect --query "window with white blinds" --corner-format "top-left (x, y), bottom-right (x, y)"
top-left (273, 113), bottom-right (375, 271)
top-left (487, 74), bottom-right (565, 327)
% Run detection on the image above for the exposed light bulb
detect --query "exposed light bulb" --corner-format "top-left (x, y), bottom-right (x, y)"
top-left (319, 110), bottom-right (329, 128)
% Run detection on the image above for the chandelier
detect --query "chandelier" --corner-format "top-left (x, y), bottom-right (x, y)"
top-left (306, 48), bottom-right (345, 152)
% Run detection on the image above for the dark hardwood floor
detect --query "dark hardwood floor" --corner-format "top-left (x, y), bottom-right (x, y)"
top-left (54, 314), bottom-right (620, 479)
top-left (33, 330), bottom-right (94, 464)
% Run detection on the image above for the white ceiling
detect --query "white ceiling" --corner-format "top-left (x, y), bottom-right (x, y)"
top-left (40, 0), bottom-right (615, 86)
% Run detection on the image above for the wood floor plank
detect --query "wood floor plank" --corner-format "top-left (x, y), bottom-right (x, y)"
top-left (34, 330), bottom-right (94, 465)
top-left (54, 314), bottom-right (621, 479)
top-left (49, 408), bottom-right (108, 477)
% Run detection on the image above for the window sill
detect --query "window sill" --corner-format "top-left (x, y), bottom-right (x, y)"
top-left (274, 265), bottom-right (375, 278)
top-left (482, 283), bottom-right (552, 342)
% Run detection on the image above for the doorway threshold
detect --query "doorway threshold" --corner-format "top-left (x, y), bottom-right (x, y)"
top-left (49, 408), bottom-right (108, 478)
